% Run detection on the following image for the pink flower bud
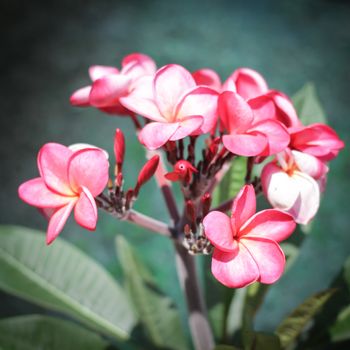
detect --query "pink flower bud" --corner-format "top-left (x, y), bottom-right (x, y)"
top-left (201, 193), bottom-right (212, 217)
top-left (134, 155), bottom-right (160, 195)
top-left (164, 160), bottom-right (198, 184)
top-left (114, 128), bottom-right (125, 169)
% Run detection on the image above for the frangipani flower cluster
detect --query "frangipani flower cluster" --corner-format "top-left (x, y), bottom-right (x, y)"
top-left (19, 52), bottom-right (344, 289)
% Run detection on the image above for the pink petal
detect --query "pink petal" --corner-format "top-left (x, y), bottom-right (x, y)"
top-left (120, 76), bottom-right (165, 122)
top-left (38, 143), bottom-right (74, 196)
top-left (89, 74), bottom-right (131, 107)
top-left (121, 53), bottom-right (156, 77)
top-left (250, 119), bottom-right (290, 156)
top-left (230, 68), bottom-right (269, 100)
top-left (88, 65), bottom-right (119, 81)
top-left (241, 236), bottom-right (285, 284)
top-left (192, 68), bottom-right (222, 91)
top-left (138, 122), bottom-right (179, 150)
top-left (239, 209), bottom-right (296, 242)
top-left (18, 178), bottom-right (72, 208)
top-left (292, 150), bottom-right (328, 179)
top-left (291, 124), bottom-right (344, 161)
top-left (70, 86), bottom-right (91, 107)
top-left (203, 211), bottom-right (237, 252)
top-left (248, 94), bottom-right (276, 123)
top-left (211, 244), bottom-right (259, 288)
top-left (231, 184), bottom-right (256, 233)
top-left (68, 148), bottom-right (109, 197)
top-left (47, 201), bottom-right (75, 245)
top-left (74, 187), bottom-right (98, 230)
top-left (261, 163), bottom-right (300, 210)
top-left (169, 116), bottom-right (203, 140)
top-left (287, 171), bottom-right (320, 225)
top-left (218, 91), bottom-right (254, 134)
top-left (222, 132), bottom-right (268, 156)
top-left (175, 86), bottom-right (218, 134)
top-left (154, 64), bottom-right (196, 119)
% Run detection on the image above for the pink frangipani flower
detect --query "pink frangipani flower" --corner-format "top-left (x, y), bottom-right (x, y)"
top-left (120, 64), bottom-right (219, 149)
top-left (219, 91), bottom-right (290, 157)
top-left (290, 123), bottom-right (344, 162)
top-left (203, 185), bottom-right (296, 288)
top-left (18, 143), bottom-right (109, 244)
top-left (70, 53), bottom-right (156, 115)
top-left (261, 149), bottom-right (326, 225)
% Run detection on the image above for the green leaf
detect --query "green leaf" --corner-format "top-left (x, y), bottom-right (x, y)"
top-left (243, 331), bottom-right (281, 350)
top-left (0, 315), bottom-right (108, 350)
top-left (0, 225), bottom-right (136, 340)
top-left (116, 235), bottom-right (188, 350)
top-left (330, 305), bottom-right (350, 342)
top-left (214, 345), bottom-right (242, 350)
top-left (213, 157), bottom-right (247, 207)
top-left (275, 289), bottom-right (335, 348)
top-left (344, 256), bottom-right (350, 292)
top-left (292, 82), bottom-right (327, 125)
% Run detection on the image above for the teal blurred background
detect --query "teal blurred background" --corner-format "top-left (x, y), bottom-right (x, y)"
top-left (1, 0), bottom-right (349, 338)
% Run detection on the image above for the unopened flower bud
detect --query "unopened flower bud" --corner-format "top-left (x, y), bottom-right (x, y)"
top-left (201, 193), bottom-right (211, 217)
top-left (185, 200), bottom-right (196, 224)
top-left (134, 155), bottom-right (160, 196)
top-left (114, 128), bottom-right (125, 172)
top-left (165, 160), bottom-right (198, 184)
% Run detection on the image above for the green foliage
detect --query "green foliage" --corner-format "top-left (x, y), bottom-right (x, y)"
top-left (0, 225), bottom-right (135, 340)
top-left (116, 235), bottom-right (188, 350)
top-left (213, 157), bottom-right (247, 207)
top-left (330, 305), bottom-right (350, 342)
top-left (292, 82), bottom-right (327, 125)
top-left (0, 315), bottom-right (108, 350)
top-left (275, 289), bottom-right (335, 348)
top-left (214, 345), bottom-right (242, 350)
top-left (243, 331), bottom-right (281, 350)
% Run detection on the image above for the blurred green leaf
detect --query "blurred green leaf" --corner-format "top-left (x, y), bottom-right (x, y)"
top-left (116, 235), bottom-right (188, 350)
top-left (213, 157), bottom-right (247, 207)
top-left (243, 331), bottom-right (281, 350)
top-left (292, 82), bottom-right (327, 125)
top-left (275, 289), bottom-right (335, 348)
top-left (0, 225), bottom-right (136, 340)
top-left (214, 345), bottom-right (242, 350)
top-left (330, 305), bottom-right (350, 342)
top-left (344, 256), bottom-right (350, 292)
top-left (0, 315), bottom-right (108, 350)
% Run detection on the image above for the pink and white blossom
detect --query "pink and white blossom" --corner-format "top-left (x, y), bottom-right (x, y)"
top-left (121, 64), bottom-right (219, 149)
top-left (70, 53), bottom-right (156, 115)
top-left (18, 143), bottom-right (109, 244)
top-left (261, 149), bottom-right (327, 224)
top-left (203, 185), bottom-right (296, 288)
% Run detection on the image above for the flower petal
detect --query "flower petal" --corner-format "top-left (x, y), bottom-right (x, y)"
top-left (292, 150), bottom-right (328, 180)
top-left (230, 68), bottom-right (268, 100)
top-left (248, 94), bottom-right (276, 123)
top-left (18, 178), bottom-right (72, 208)
top-left (239, 209), bottom-right (296, 242)
top-left (68, 148), bottom-right (109, 197)
top-left (47, 201), bottom-right (75, 245)
top-left (192, 68), bottom-right (222, 91)
top-left (138, 122), bottom-right (179, 150)
top-left (211, 244), bottom-right (259, 288)
top-left (175, 86), bottom-right (218, 134)
top-left (74, 187), bottom-right (98, 230)
top-left (241, 236), bottom-right (285, 284)
top-left (121, 53), bottom-right (156, 78)
top-left (88, 65), bottom-right (119, 81)
top-left (70, 86), bottom-right (91, 107)
top-left (38, 143), bottom-right (74, 196)
top-left (218, 91), bottom-right (254, 134)
top-left (203, 211), bottom-right (236, 252)
top-left (154, 64), bottom-right (196, 119)
top-left (231, 184), bottom-right (256, 233)
top-left (223, 132), bottom-right (268, 157)
top-left (89, 74), bottom-right (131, 107)
top-left (251, 119), bottom-right (290, 156)
top-left (169, 116), bottom-right (203, 140)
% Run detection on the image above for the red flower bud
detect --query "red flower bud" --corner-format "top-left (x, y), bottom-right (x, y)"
top-left (114, 128), bottom-right (125, 170)
top-left (185, 200), bottom-right (196, 224)
top-left (164, 160), bottom-right (198, 184)
top-left (201, 193), bottom-right (212, 217)
top-left (134, 155), bottom-right (160, 196)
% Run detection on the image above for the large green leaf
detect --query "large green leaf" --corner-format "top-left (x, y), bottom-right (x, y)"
top-left (0, 225), bottom-right (136, 340)
top-left (275, 289), bottom-right (335, 348)
top-left (292, 82), bottom-right (327, 125)
top-left (116, 235), bottom-right (188, 350)
top-left (0, 315), bottom-right (108, 350)
top-left (243, 331), bottom-right (281, 350)
top-left (214, 345), bottom-right (242, 350)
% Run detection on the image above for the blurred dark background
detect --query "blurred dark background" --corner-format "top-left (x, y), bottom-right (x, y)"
top-left (1, 0), bottom-right (349, 335)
